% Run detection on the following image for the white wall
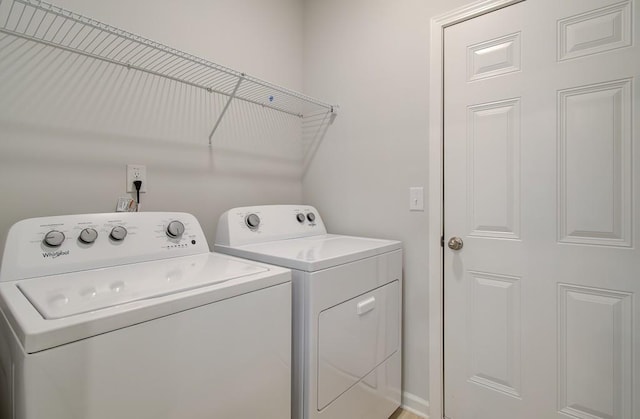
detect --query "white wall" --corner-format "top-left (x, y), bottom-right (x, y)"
top-left (0, 0), bottom-right (483, 416)
top-left (302, 0), bottom-right (471, 415)
top-left (0, 0), bottom-right (305, 262)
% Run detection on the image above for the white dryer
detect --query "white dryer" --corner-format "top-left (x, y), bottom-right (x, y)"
top-left (0, 212), bottom-right (291, 419)
top-left (214, 205), bottom-right (402, 419)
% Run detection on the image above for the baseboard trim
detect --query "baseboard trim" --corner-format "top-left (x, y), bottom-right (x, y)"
top-left (402, 392), bottom-right (429, 418)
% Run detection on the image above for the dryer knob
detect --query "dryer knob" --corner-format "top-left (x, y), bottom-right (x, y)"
top-left (166, 220), bottom-right (185, 238)
top-left (306, 212), bottom-right (316, 223)
top-left (245, 213), bottom-right (261, 230)
top-left (110, 226), bottom-right (128, 241)
top-left (79, 228), bottom-right (98, 244)
top-left (43, 230), bottom-right (65, 247)
top-left (296, 213), bottom-right (306, 223)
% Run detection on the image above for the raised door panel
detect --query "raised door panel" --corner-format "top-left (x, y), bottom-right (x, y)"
top-left (558, 79), bottom-right (632, 247)
top-left (467, 32), bottom-right (522, 81)
top-left (467, 99), bottom-right (521, 240)
top-left (466, 271), bottom-right (522, 398)
top-left (558, 1), bottom-right (632, 61)
top-left (558, 284), bottom-right (633, 419)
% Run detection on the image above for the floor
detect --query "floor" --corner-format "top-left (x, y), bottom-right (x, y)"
top-left (389, 408), bottom-right (424, 419)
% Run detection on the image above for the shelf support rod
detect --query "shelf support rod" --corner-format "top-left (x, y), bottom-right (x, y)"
top-left (208, 75), bottom-right (244, 145)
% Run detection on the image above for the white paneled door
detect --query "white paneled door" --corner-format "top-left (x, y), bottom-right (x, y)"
top-left (443, 1), bottom-right (639, 418)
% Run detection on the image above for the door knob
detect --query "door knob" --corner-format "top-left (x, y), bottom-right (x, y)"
top-left (448, 237), bottom-right (463, 250)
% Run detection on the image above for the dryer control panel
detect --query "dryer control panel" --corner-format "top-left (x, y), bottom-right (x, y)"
top-left (216, 205), bottom-right (327, 247)
top-left (0, 212), bottom-right (209, 282)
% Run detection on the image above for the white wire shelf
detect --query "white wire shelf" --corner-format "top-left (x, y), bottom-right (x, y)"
top-left (0, 0), bottom-right (336, 144)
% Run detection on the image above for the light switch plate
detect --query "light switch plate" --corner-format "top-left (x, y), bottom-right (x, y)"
top-left (409, 187), bottom-right (424, 211)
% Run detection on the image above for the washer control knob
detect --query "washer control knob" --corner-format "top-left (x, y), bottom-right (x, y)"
top-left (110, 226), bottom-right (128, 241)
top-left (245, 213), bottom-right (261, 230)
top-left (296, 213), bottom-right (306, 223)
top-left (43, 230), bottom-right (65, 247)
top-left (166, 220), bottom-right (185, 238)
top-left (306, 212), bottom-right (316, 223)
top-left (79, 228), bottom-right (98, 244)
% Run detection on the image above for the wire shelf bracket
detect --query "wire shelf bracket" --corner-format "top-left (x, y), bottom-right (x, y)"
top-left (209, 75), bottom-right (244, 145)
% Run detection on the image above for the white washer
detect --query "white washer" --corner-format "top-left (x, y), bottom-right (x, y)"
top-left (214, 205), bottom-right (402, 419)
top-left (0, 212), bottom-right (291, 419)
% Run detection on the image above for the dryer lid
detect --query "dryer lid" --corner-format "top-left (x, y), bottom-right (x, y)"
top-left (215, 234), bottom-right (402, 272)
top-left (17, 253), bottom-right (268, 319)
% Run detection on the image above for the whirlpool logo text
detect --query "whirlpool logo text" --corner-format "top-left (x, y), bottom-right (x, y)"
top-left (42, 250), bottom-right (70, 259)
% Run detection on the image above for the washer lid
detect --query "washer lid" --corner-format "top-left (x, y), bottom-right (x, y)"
top-left (18, 253), bottom-right (268, 320)
top-left (0, 252), bottom-right (290, 353)
top-left (215, 234), bottom-right (402, 272)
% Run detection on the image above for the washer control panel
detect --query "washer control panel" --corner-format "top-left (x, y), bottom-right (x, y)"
top-left (215, 205), bottom-right (327, 247)
top-left (0, 212), bottom-right (209, 282)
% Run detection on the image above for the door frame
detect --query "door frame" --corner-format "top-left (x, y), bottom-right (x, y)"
top-left (427, 1), bottom-right (525, 418)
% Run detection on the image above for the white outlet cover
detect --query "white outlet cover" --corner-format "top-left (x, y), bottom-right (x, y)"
top-left (126, 164), bottom-right (147, 193)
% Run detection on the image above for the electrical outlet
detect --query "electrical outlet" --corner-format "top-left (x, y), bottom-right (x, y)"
top-left (126, 164), bottom-right (147, 193)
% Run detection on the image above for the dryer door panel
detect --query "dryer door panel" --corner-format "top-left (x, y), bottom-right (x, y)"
top-left (317, 280), bottom-right (400, 410)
